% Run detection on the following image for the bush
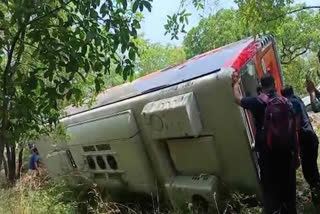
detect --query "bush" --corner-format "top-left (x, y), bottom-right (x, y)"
top-left (0, 181), bottom-right (77, 214)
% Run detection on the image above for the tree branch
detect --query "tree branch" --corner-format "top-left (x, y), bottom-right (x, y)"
top-left (4, 29), bottom-right (22, 75)
top-left (281, 49), bottom-right (308, 64)
top-left (11, 26), bottom-right (29, 78)
top-left (27, 0), bottom-right (75, 26)
top-left (268, 6), bottom-right (320, 22)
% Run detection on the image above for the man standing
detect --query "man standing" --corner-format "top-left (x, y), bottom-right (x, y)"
top-left (307, 80), bottom-right (320, 113)
top-left (232, 72), bottom-right (297, 214)
top-left (281, 85), bottom-right (320, 209)
top-left (28, 147), bottom-right (40, 176)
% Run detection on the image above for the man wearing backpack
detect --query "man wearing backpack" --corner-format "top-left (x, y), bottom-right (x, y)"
top-left (281, 85), bottom-right (320, 210)
top-left (232, 72), bottom-right (297, 214)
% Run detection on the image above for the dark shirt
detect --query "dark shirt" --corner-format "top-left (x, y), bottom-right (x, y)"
top-left (240, 92), bottom-right (277, 152)
top-left (288, 95), bottom-right (313, 133)
top-left (240, 93), bottom-right (278, 131)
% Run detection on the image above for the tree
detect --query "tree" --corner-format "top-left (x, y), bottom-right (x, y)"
top-left (271, 5), bottom-right (320, 65)
top-left (282, 53), bottom-right (319, 96)
top-left (235, 0), bottom-right (294, 35)
top-left (166, 0), bottom-right (297, 40)
top-left (134, 38), bottom-right (186, 77)
top-left (266, 5), bottom-right (320, 93)
top-left (0, 0), bottom-right (152, 182)
top-left (183, 9), bottom-right (246, 59)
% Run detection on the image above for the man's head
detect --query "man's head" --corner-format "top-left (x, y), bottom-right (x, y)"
top-left (281, 85), bottom-right (294, 98)
top-left (260, 73), bottom-right (275, 92)
top-left (32, 147), bottom-right (39, 155)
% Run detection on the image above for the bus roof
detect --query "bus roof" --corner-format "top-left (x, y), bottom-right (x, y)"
top-left (66, 36), bottom-right (273, 116)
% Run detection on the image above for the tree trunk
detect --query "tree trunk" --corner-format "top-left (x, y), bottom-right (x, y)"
top-left (17, 147), bottom-right (23, 179)
top-left (0, 141), bottom-right (5, 181)
top-left (6, 145), bottom-right (16, 183)
top-left (2, 153), bottom-right (8, 181)
top-left (0, 23), bottom-right (23, 183)
top-left (1, 73), bottom-right (11, 182)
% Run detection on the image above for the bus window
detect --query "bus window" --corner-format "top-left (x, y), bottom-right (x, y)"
top-left (240, 60), bottom-right (260, 146)
top-left (241, 61), bottom-right (259, 97)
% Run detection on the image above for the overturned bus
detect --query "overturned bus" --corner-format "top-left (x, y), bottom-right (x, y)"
top-left (36, 35), bottom-right (284, 212)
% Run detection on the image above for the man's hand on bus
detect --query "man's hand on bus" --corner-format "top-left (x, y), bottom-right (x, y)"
top-left (232, 71), bottom-right (242, 105)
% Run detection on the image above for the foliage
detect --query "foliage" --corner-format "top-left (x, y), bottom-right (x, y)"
top-left (0, 0), bottom-right (153, 181)
top-left (275, 5), bottom-right (320, 65)
top-left (165, 0), bottom-right (219, 40)
top-left (235, 0), bottom-right (294, 35)
top-left (134, 38), bottom-right (186, 77)
top-left (283, 53), bottom-right (320, 96)
top-left (0, 165), bottom-right (318, 213)
top-left (274, 5), bottom-right (320, 94)
top-left (183, 9), bottom-right (246, 59)
top-left (0, 180), bottom-right (77, 214)
top-left (165, 0), bottom-right (300, 40)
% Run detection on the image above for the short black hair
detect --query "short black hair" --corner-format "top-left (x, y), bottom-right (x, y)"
top-left (260, 73), bottom-right (275, 90)
top-left (256, 85), bottom-right (262, 94)
top-left (281, 85), bottom-right (294, 98)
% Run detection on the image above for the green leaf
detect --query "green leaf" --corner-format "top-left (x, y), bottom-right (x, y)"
top-left (85, 60), bottom-right (90, 72)
top-left (115, 64), bottom-right (122, 74)
top-left (122, 0), bottom-right (127, 10)
top-left (90, 8), bottom-right (99, 19)
top-left (143, 1), bottom-right (152, 12)
top-left (139, 3), bottom-right (144, 12)
top-left (131, 28), bottom-right (137, 38)
top-left (132, 0), bottom-right (140, 13)
top-left (129, 48), bottom-right (136, 60)
top-left (133, 19), bottom-right (141, 29)
top-left (123, 65), bottom-right (131, 80)
top-left (81, 45), bottom-right (88, 56)
top-left (100, 3), bottom-right (108, 17)
top-left (94, 61), bottom-right (103, 71)
top-left (113, 36), bottom-right (119, 51)
top-left (0, 11), bottom-right (4, 19)
top-left (72, 88), bottom-right (82, 101)
top-left (179, 16), bottom-right (184, 23)
top-left (106, 57), bottom-right (111, 69)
